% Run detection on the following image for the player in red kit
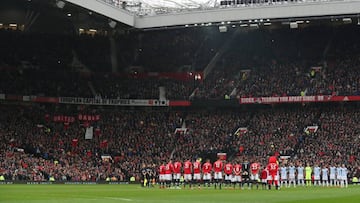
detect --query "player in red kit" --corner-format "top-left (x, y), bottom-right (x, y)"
top-left (159, 162), bottom-right (166, 189)
top-left (173, 161), bottom-right (182, 188)
top-left (165, 160), bottom-right (174, 188)
top-left (202, 159), bottom-right (212, 187)
top-left (193, 159), bottom-right (202, 188)
top-left (213, 159), bottom-right (224, 189)
top-left (224, 162), bottom-right (233, 188)
top-left (183, 159), bottom-right (192, 189)
top-left (267, 156), bottom-right (279, 190)
top-left (232, 162), bottom-right (242, 189)
top-left (250, 161), bottom-right (261, 189)
top-left (260, 166), bottom-right (269, 190)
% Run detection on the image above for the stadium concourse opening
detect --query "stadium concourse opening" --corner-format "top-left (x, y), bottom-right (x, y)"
top-left (0, 0), bottom-right (360, 196)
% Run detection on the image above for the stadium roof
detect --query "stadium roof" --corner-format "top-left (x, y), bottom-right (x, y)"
top-left (109, 0), bottom-right (219, 15)
top-left (66, 0), bottom-right (360, 29)
top-left (125, 0), bottom-right (217, 9)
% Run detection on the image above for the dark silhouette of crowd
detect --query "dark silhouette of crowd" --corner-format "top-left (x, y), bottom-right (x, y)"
top-left (2, 24), bottom-right (360, 100)
top-left (193, 25), bottom-right (360, 99)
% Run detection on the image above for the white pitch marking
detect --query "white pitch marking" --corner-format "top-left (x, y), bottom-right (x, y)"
top-left (105, 197), bottom-right (133, 201)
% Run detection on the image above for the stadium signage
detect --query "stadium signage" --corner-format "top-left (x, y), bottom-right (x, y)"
top-left (240, 95), bottom-right (328, 104)
top-left (4, 94), bottom-right (360, 106)
top-left (58, 97), bottom-right (169, 106)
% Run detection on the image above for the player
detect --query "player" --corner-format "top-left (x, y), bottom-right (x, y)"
top-left (173, 160), bottom-right (182, 188)
top-left (147, 167), bottom-right (156, 187)
top-left (202, 159), bottom-right (212, 187)
top-left (336, 164), bottom-right (342, 187)
top-left (329, 164), bottom-right (336, 186)
top-left (260, 166), bottom-right (269, 190)
top-left (313, 164), bottom-right (321, 186)
top-left (305, 163), bottom-right (312, 187)
top-left (232, 162), bottom-right (242, 189)
top-left (321, 165), bottom-right (329, 187)
top-left (297, 162), bottom-right (305, 186)
top-left (280, 163), bottom-right (288, 188)
top-left (213, 159), bottom-right (224, 189)
top-left (193, 158), bottom-right (202, 188)
top-left (165, 160), bottom-right (174, 188)
top-left (340, 164), bottom-right (348, 188)
top-left (242, 160), bottom-right (251, 189)
top-left (224, 161), bottom-right (233, 188)
top-left (141, 164), bottom-right (152, 187)
top-left (183, 159), bottom-right (192, 189)
top-left (159, 162), bottom-right (166, 189)
top-left (250, 161), bottom-right (261, 189)
top-left (267, 156), bottom-right (279, 190)
top-left (288, 162), bottom-right (296, 187)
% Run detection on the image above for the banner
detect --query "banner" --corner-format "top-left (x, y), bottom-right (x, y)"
top-left (174, 128), bottom-right (187, 134)
top-left (234, 127), bottom-right (248, 136)
top-left (4, 93), bottom-right (360, 106)
top-left (239, 95), bottom-right (360, 104)
top-left (78, 114), bottom-right (100, 121)
top-left (59, 97), bottom-right (169, 106)
top-left (304, 125), bottom-right (319, 134)
top-left (85, 127), bottom-right (93, 140)
top-left (53, 115), bottom-right (75, 123)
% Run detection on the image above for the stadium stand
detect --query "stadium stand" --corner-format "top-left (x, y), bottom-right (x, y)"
top-left (1, 3), bottom-right (360, 183)
top-left (1, 104), bottom-right (360, 181)
top-left (1, 24), bottom-right (360, 100)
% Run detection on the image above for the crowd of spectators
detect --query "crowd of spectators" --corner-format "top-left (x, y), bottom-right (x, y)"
top-left (92, 75), bottom-right (193, 100)
top-left (0, 70), bottom-right (193, 99)
top-left (0, 69), bottom-right (92, 97)
top-left (1, 103), bottom-right (360, 182)
top-left (193, 25), bottom-right (360, 99)
top-left (2, 24), bottom-right (360, 100)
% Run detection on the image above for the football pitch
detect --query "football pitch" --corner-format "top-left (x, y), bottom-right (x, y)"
top-left (1, 184), bottom-right (360, 203)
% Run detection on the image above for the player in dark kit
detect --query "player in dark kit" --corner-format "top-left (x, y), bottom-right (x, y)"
top-left (242, 160), bottom-right (251, 189)
top-left (141, 164), bottom-right (154, 187)
top-left (140, 166), bottom-right (147, 187)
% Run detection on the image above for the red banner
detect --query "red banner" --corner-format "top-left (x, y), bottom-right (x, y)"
top-left (78, 114), bottom-right (100, 121)
top-left (169, 100), bottom-right (191, 106)
top-left (53, 115), bottom-right (76, 123)
top-left (239, 95), bottom-right (360, 104)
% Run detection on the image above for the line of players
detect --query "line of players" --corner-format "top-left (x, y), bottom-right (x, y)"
top-left (279, 163), bottom-right (348, 188)
top-left (159, 158), bottom-right (267, 190)
top-left (158, 158), bottom-right (349, 189)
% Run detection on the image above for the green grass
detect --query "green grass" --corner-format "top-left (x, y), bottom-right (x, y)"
top-left (1, 184), bottom-right (360, 203)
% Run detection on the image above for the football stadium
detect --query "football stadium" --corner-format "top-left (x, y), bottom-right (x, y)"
top-left (1, 0), bottom-right (360, 202)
